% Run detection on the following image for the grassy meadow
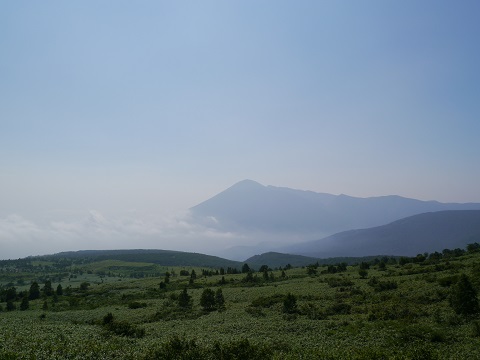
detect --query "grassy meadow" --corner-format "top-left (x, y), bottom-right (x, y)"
top-left (1, 248), bottom-right (480, 359)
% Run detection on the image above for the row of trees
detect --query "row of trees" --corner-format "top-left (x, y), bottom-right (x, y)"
top-left (177, 287), bottom-right (225, 311)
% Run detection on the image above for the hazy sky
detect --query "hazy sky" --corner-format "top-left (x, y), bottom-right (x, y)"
top-left (1, 1), bottom-right (480, 259)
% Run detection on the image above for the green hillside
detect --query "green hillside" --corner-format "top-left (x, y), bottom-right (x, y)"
top-left (50, 249), bottom-right (242, 269)
top-left (2, 244), bottom-right (480, 359)
top-left (245, 251), bottom-right (401, 269)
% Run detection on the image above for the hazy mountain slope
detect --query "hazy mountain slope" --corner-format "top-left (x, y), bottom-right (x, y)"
top-left (281, 210), bottom-right (480, 258)
top-left (244, 252), bottom-right (401, 268)
top-left (244, 252), bottom-right (321, 269)
top-left (190, 180), bottom-right (480, 239)
top-left (51, 249), bottom-right (242, 269)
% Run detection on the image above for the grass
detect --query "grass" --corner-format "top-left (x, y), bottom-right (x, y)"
top-left (1, 248), bottom-right (480, 358)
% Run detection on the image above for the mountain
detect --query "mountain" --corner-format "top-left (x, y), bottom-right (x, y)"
top-left (280, 210), bottom-right (480, 258)
top-left (190, 180), bottom-right (480, 241)
top-left (244, 252), bottom-right (321, 269)
top-left (243, 252), bottom-right (396, 269)
top-left (51, 249), bottom-right (242, 269)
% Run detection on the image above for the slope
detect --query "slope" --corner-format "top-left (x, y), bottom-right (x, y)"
top-left (190, 180), bottom-right (480, 239)
top-left (281, 210), bottom-right (480, 258)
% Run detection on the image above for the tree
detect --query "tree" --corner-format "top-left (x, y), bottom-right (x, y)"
top-left (189, 270), bottom-right (196, 285)
top-left (306, 266), bottom-right (317, 276)
top-left (20, 296), bottom-right (29, 311)
top-left (43, 280), bottom-right (53, 296)
top-left (242, 264), bottom-right (251, 273)
top-left (358, 269), bottom-right (368, 279)
top-left (56, 284), bottom-right (63, 296)
top-left (178, 288), bottom-right (191, 309)
top-left (6, 301), bottom-right (15, 311)
top-left (359, 262), bottom-right (370, 270)
top-left (6, 287), bottom-right (17, 302)
top-left (450, 274), bottom-right (480, 316)
top-left (29, 282), bottom-right (40, 300)
top-left (259, 265), bottom-right (269, 272)
top-left (200, 288), bottom-right (216, 311)
top-left (262, 269), bottom-right (269, 281)
top-left (215, 289), bottom-right (225, 310)
top-left (79, 282), bottom-right (90, 291)
top-left (467, 243), bottom-right (480, 253)
top-left (283, 293), bottom-right (297, 314)
top-left (164, 272), bottom-right (171, 284)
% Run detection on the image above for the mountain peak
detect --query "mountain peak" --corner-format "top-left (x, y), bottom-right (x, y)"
top-left (230, 179), bottom-right (264, 189)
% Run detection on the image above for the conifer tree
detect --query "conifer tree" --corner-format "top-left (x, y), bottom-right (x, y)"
top-left (450, 274), bottom-right (480, 316)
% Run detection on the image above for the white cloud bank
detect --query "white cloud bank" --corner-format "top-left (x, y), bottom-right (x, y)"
top-left (0, 210), bottom-right (244, 260)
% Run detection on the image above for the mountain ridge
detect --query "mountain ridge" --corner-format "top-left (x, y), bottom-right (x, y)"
top-left (190, 180), bottom-right (480, 259)
top-left (280, 210), bottom-right (480, 258)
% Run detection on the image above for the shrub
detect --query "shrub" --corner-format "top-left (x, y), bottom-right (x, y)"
top-left (358, 269), bottom-right (368, 279)
top-left (146, 337), bottom-right (274, 360)
top-left (251, 294), bottom-right (286, 308)
top-left (102, 313), bottom-right (145, 338)
top-left (213, 338), bottom-right (274, 360)
top-left (326, 302), bottom-right (351, 315)
top-left (326, 277), bottom-right (354, 288)
top-left (368, 278), bottom-right (398, 292)
top-left (245, 306), bottom-right (266, 317)
top-left (128, 301), bottom-right (147, 309)
top-left (300, 302), bottom-right (326, 320)
top-left (438, 275), bottom-right (459, 287)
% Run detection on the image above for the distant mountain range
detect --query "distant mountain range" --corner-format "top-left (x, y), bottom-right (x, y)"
top-left (191, 180), bottom-right (480, 259)
top-left (280, 210), bottom-right (480, 258)
top-left (191, 180), bottom-right (480, 237)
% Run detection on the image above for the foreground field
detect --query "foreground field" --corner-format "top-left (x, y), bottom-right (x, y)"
top-left (1, 248), bottom-right (480, 359)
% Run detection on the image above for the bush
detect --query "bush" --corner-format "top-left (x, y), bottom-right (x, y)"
top-left (300, 302), bottom-right (326, 320)
top-left (368, 303), bottom-right (418, 321)
top-left (368, 278), bottom-right (398, 292)
top-left (245, 306), bottom-right (266, 317)
top-left (326, 277), bottom-right (354, 288)
top-left (128, 301), bottom-right (147, 309)
top-left (102, 312), bottom-right (145, 338)
top-left (438, 275), bottom-right (459, 287)
top-left (250, 294), bottom-right (286, 308)
top-left (213, 338), bottom-right (274, 360)
top-left (326, 302), bottom-right (351, 315)
top-left (146, 337), bottom-right (274, 360)
top-left (358, 269), bottom-right (368, 279)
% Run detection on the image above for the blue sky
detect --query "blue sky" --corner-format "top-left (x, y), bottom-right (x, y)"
top-left (1, 1), bottom-right (480, 258)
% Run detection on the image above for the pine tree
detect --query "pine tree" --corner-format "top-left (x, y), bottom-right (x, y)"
top-left (20, 296), bottom-right (29, 311)
top-left (29, 282), bottom-right (40, 300)
top-left (215, 288), bottom-right (225, 310)
top-left (450, 274), bottom-right (480, 316)
top-left (178, 288), bottom-right (191, 309)
top-left (283, 293), bottom-right (297, 314)
top-left (200, 288), bottom-right (216, 311)
top-left (43, 280), bottom-right (54, 296)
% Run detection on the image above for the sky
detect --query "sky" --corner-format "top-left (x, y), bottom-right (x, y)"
top-left (1, 1), bottom-right (480, 259)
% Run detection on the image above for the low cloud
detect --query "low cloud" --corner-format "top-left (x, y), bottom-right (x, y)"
top-left (0, 210), bottom-right (244, 260)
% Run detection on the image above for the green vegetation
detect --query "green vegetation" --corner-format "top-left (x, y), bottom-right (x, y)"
top-left (1, 245), bottom-right (480, 358)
